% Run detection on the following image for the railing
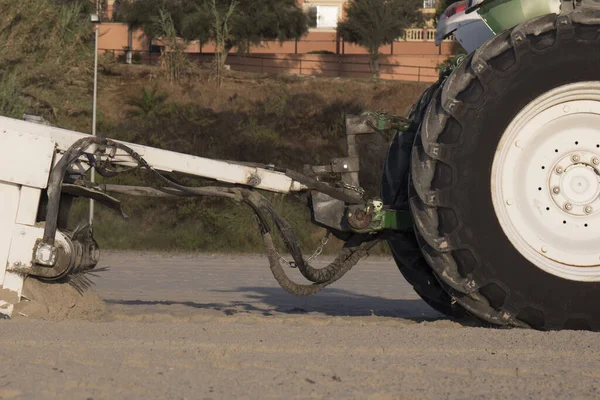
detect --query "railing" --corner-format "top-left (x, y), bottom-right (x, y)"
top-left (99, 49), bottom-right (443, 83)
top-left (222, 54), bottom-right (440, 83)
top-left (401, 28), bottom-right (454, 42)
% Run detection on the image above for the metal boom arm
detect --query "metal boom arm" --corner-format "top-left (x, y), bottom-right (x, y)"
top-left (0, 113), bottom-right (410, 318)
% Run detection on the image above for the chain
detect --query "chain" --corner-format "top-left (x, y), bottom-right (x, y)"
top-left (338, 182), bottom-right (365, 196)
top-left (276, 231), bottom-right (331, 268)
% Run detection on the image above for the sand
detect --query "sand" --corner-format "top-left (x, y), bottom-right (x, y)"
top-left (1, 252), bottom-right (599, 399)
top-left (15, 277), bottom-right (108, 321)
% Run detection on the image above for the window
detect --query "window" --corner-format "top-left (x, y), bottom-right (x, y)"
top-left (423, 0), bottom-right (436, 8)
top-left (315, 5), bottom-right (339, 29)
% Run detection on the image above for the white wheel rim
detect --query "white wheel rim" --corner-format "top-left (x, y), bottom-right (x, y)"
top-left (492, 82), bottom-right (600, 281)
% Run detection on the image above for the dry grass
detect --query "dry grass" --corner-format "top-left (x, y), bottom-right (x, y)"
top-left (72, 68), bottom-right (427, 254)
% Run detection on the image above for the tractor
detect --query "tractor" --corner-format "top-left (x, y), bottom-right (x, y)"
top-left (1, 0), bottom-right (600, 331)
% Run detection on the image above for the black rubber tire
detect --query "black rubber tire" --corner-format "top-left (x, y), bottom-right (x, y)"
top-left (411, 9), bottom-right (600, 331)
top-left (382, 81), bottom-right (469, 319)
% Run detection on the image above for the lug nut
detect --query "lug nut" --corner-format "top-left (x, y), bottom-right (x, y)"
top-left (553, 187), bottom-right (561, 194)
top-left (572, 154), bottom-right (581, 163)
top-left (593, 158), bottom-right (600, 166)
top-left (565, 203), bottom-right (573, 211)
top-left (541, 246), bottom-right (548, 253)
top-left (585, 205), bottom-right (593, 214)
top-left (555, 166), bottom-right (564, 174)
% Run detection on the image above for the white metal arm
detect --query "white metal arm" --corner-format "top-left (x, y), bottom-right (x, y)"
top-left (0, 116), bottom-right (306, 194)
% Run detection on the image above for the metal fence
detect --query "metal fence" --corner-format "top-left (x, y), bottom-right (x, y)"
top-left (100, 49), bottom-right (442, 83)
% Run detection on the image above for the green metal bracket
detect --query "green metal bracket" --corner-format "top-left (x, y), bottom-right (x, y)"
top-left (477, 0), bottom-right (559, 34)
top-left (438, 54), bottom-right (467, 80)
top-left (380, 209), bottom-right (414, 232)
top-left (348, 200), bottom-right (414, 233)
top-left (360, 111), bottom-right (411, 133)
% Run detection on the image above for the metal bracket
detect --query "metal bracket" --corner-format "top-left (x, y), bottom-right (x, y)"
top-left (347, 201), bottom-right (413, 233)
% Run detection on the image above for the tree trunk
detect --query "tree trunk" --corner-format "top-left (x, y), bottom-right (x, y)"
top-left (215, 44), bottom-right (232, 88)
top-left (126, 25), bottom-right (133, 64)
top-left (368, 50), bottom-right (380, 79)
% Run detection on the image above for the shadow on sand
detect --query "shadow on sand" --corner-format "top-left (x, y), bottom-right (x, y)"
top-left (106, 286), bottom-right (445, 322)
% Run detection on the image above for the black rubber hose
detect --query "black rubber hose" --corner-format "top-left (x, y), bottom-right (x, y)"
top-left (260, 230), bottom-right (381, 296)
top-left (44, 137), bottom-right (101, 244)
top-left (286, 169), bottom-right (365, 205)
top-left (240, 189), bottom-right (382, 295)
top-left (44, 137), bottom-right (237, 244)
top-left (244, 190), bottom-right (373, 284)
top-left (45, 139), bottom-right (378, 296)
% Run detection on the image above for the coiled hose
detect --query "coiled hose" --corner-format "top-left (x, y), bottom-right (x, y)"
top-left (43, 137), bottom-right (382, 296)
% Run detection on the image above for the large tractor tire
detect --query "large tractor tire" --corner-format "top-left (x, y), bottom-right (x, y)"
top-left (411, 9), bottom-right (600, 330)
top-left (382, 81), bottom-right (469, 319)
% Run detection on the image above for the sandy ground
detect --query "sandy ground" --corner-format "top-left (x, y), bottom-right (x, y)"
top-left (1, 253), bottom-right (600, 399)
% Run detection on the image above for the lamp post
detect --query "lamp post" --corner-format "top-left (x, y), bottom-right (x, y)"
top-left (90, 13), bottom-right (100, 227)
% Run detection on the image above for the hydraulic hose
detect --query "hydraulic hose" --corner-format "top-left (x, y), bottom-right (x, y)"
top-left (240, 189), bottom-right (382, 295)
top-left (44, 138), bottom-right (380, 296)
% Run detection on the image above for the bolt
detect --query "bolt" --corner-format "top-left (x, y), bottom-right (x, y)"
top-left (555, 166), bottom-right (564, 174)
top-left (553, 187), bottom-right (561, 194)
top-left (593, 158), bottom-right (600, 166)
top-left (585, 205), bottom-right (593, 214)
top-left (13, 261), bottom-right (21, 267)
top-left (513, 33), bottom-right (524, 43)
top-left (565, 203), bottom-right (573, 211)
top-left (354, 210), bottom-right (367, 221)
top-left (506, 199), bottom-right (513, 206)
top-left (20, 231), bottom-right (25, 237)
top-left (541, 246), bottom-right (548, 254)
top-left (563, 105), bottom-right (570, 113)
top-left (515, 141), bottom-right (522, 148)
top-left (572, 154), bottom-right (581, 163)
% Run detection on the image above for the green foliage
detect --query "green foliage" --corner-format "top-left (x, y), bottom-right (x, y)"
top-left (119, 0), bottom-right (311, 53)
top-left (0, 0), bottom-right (93, 121)
top-left (126, 86), bottom-right (169, 119)
top-left (337, 0), bottom-right (423, 77)
top-left (0, 73), bottom-right (27, 118)
top-left (119, 0), bottom-right (310, 84)
top-left (153, 8), bottom-right (195, 82)
top-left (208, 0), bottom-right (237, 87)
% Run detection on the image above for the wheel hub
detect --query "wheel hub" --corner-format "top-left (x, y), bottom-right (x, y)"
top-left (549, 151), bottom-right (600, 216)
top-left (492, 82), bottom-right (600, 281)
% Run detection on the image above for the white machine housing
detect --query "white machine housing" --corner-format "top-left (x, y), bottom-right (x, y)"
top-left (435, 0), bottom-right (495, 53)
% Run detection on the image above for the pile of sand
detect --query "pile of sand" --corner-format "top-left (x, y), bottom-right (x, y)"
top-left (14, 277), bottom-right (108, 321)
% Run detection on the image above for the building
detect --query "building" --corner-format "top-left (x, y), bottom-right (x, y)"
top-left (97, 0), bottom-right (454, 82)
top-left (102, 0), bottom-right (441, 35)
top-left (303, 0), bottom-right (438, 30)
